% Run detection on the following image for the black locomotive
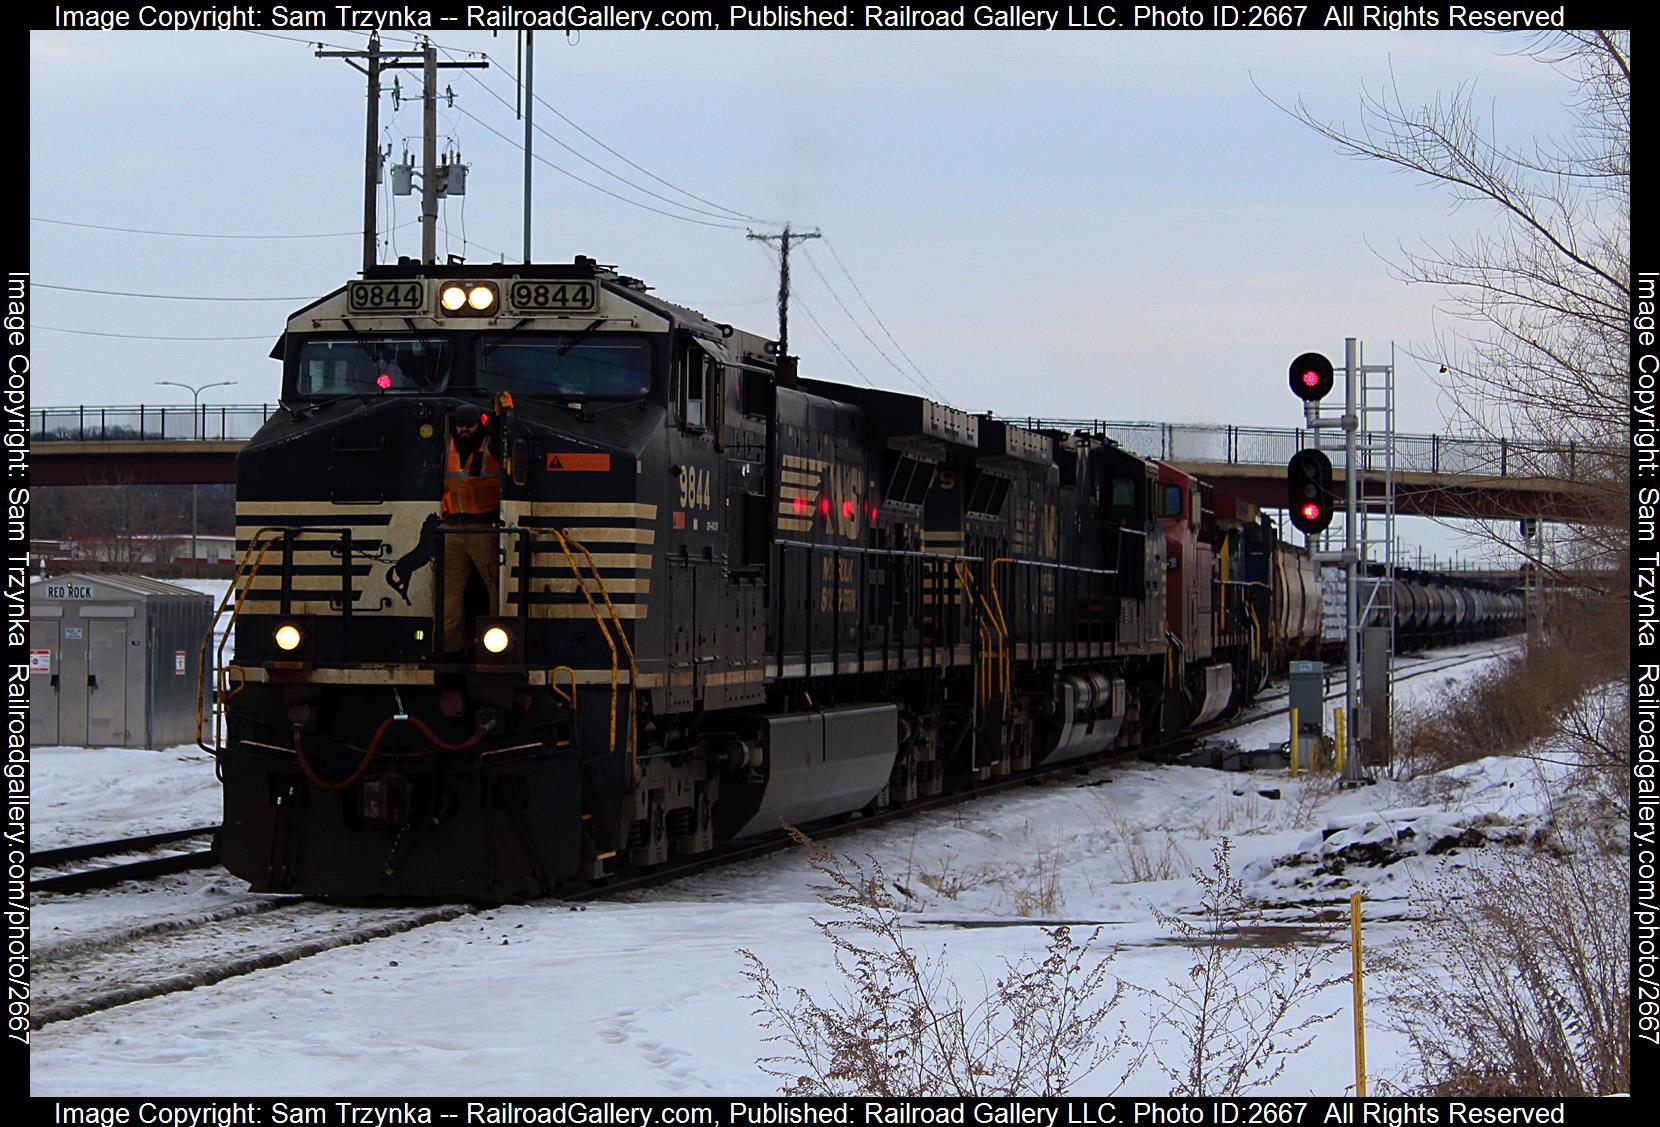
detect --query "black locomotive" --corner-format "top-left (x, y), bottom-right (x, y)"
top-left (210, 258), bottom-right (1516, 899)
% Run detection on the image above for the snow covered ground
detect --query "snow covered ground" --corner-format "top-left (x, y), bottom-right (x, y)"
top-left (32, 636), bottom-right (1589, 1097)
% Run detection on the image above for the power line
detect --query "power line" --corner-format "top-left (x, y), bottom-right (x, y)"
top-left (38, 326), bottom-right (273, 340)
top-left (452, 105), bottom-right (746, 230)
top-left (442, 49), bottom-right (766, 227)
top-left (470, 46), bottom-right (774, 225)
top-left (32, 216), bottom-right (418, 241)
top-left (37, 283), bottom-right (315, 301)
top-left (820, 237), bottom-right (943, 400)
top-left (797, 246), bottom-right (945, 402)
top-left (750, 242), bottom-right (873, 388)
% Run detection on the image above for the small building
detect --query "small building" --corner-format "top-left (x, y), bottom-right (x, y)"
top-left (29, 573), bottom-right (214, 749)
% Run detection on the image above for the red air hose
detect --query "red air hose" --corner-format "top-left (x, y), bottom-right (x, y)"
top-left (292, 714), bottom-right (486, 792)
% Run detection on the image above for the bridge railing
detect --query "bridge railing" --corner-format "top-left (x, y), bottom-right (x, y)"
top-left (30, 404), bottom-right (1596, 483)
top-left (1004, 419), bottom-right (1594, 481)
top-left (31, 404), bottom-right (281, 443)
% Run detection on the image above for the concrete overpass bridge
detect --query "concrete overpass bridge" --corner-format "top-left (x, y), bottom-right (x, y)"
top-left (31, 405), bottom-right (1612, 522)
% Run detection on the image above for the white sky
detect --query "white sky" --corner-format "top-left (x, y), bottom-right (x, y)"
top-left (28, 28), bottom-right (1588, 558)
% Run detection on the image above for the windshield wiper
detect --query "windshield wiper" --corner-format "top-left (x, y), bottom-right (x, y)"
top-left (553, 318), bottom-right (607, 359)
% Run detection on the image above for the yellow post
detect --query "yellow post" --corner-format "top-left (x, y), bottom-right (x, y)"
top-left (1334, 706), bottom-right (1347, 775)
top-left (1350, 889), bottom-right (1367, 1096)
top-left (1289, 707), bottom-right (1299, 777)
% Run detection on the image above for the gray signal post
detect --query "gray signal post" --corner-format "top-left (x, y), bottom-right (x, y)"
top-left (318, 37), bottom-right (487, 269)
top-left (1298, 339), bottom-right (1365, 784)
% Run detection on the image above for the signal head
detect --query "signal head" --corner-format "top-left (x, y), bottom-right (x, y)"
top-left (1288, 352), bottom-right (1335, 402)
top-left (1286, 448), bottom-right (1334, 535)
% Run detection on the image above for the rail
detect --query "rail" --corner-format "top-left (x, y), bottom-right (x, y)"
top-left (31, 404), bottom-right (1607, 484)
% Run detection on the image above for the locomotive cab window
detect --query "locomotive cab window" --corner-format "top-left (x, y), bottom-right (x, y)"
top-left (1110, 477), bottom-right (1136, 515)
top-left (676, 340), bottom-right (725, 433)
top-left (477, 332), bottom-right (651, 401)
top-left (289, 335), bottom-right (451, 398)
top-left (1160, 483), bottom-right (1183, 519)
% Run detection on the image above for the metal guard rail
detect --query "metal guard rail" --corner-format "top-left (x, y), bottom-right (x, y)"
top-left (31, 404), bottom-right (1607, 483)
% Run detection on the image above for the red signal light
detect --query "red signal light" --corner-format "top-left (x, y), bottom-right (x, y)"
top-left (1288, 352), bottom-right (1335, 402)
top-left (1286, 448), bottom-right (1334, 534)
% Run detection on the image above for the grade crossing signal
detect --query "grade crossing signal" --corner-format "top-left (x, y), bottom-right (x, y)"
top-left (1287, 448), bottom-right (1334, 534)
top-left (1289, 351), bottom-right (1335, 402)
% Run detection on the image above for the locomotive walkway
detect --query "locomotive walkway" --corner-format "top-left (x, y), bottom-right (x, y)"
top-left (30, 404), bottom-right (1611, 521)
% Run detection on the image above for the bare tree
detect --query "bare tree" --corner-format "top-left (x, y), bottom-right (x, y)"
top-left (1273, 32), bottom-right (1630, 601)
top-left (61, 470), bottom-right (173, 565)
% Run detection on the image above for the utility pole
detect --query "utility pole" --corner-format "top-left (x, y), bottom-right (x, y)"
top-left (318, 38), bottom-right (486, 269)
top-left (747, 225), bottom-right (820, 357)
top-left (522, 31), bottom-right (534, 262)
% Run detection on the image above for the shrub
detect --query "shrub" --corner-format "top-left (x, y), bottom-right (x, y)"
top-left (741, 828), bottom-right (1140, 1096)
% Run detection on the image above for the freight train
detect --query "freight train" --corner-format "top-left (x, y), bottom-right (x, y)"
top-left (206, 257), bottom-right (1520, 899)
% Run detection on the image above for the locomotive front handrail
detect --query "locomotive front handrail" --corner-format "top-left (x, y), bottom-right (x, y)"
top-left (197, 526), bottom-right (289, 753)
top-left (525, 527), bottom-right (641, 784)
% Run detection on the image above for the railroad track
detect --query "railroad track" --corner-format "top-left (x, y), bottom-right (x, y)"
top-left (31, 827), bottom-right (222, 895)
top-left (31, 900), bottom-right (473, 1029)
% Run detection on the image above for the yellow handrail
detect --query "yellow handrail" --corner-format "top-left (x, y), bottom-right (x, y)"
top-left (549, 664), bottom-right (577, 709)
top-left (197, 526), bottom-right (288, 750)
top-left (539, 530), bottom-right (620, 766)
top-left (988, 558), bottom-right (1016, 712)
top-left (566, 534), bottom-right (641, 779)
top-left (953, 562), bottom-right (985, 708)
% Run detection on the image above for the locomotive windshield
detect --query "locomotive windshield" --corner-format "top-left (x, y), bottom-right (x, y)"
top-left (477, 333), bottom-right (651, 400)
top-left (291, 336), bottom-right (451, 397)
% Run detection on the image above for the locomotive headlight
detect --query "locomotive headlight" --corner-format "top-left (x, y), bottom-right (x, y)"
top-left (440, 281), bottom-right (498, 316)
top-left (274, 623), bottom-right (304, 651)
top-left (481, 626), bottom-right (512, 654)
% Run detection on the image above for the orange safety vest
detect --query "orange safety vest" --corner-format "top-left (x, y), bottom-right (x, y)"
top-left (442, 436), bottom-right (502, 518)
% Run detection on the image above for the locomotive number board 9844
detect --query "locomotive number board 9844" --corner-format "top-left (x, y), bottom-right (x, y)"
top-left (346, 280), bottom-right (426, 314)
top-left (506, 280), bottom-right (599, 314)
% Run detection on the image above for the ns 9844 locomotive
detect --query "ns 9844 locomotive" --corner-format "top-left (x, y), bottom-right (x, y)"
top-left (212, 257), bottom-right (1283, 899)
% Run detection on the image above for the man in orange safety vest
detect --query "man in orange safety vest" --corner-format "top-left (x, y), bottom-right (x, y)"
top-left (441, 403), bottom-right (502, 655)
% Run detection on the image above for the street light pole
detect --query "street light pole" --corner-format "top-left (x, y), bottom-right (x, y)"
top-left (156, 379), bottom-right (236, 576)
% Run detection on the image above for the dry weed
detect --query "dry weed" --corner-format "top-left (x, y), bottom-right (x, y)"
top-left (741, 827), bottom-right (1141, 1096)
top-left (1382, 828), bottom-right (1629, 1096)
top-left (1395, 633), bottom-right (1624, 778)
top-left (1146, 837), bottom-right (1345, 1095)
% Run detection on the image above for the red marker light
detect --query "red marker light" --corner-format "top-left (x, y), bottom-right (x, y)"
top-left (842, 500), bottom-right (855, 519)
top-left (376, 373), bottom-right (393, 390)
top-left (819, 497), bottom-right (830, 516)
top-left (793, 497), bottom-right (807, 515)
top-left (1301, 502), bottom-right (1322, 521)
